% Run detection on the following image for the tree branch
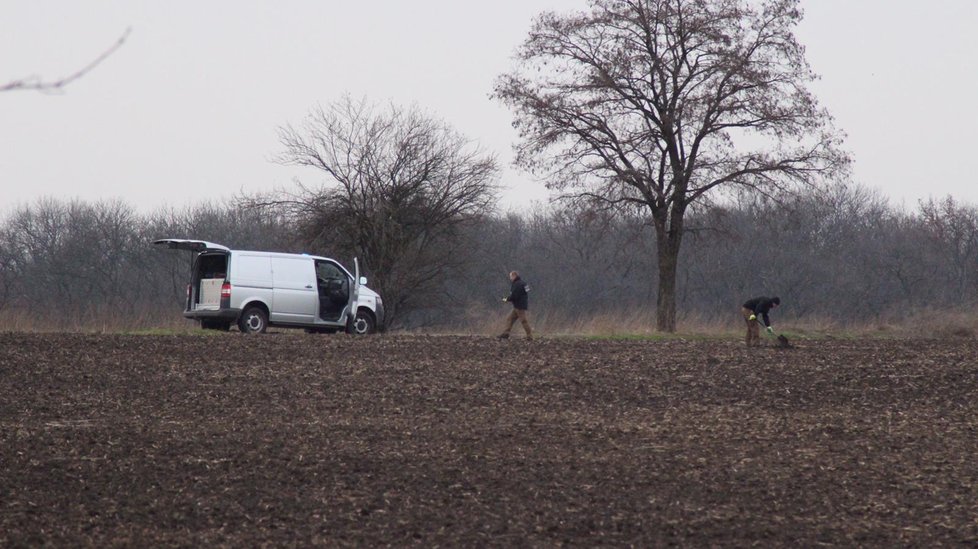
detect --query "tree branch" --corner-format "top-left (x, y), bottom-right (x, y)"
top-left (1, 28), bottom-right (131, 93)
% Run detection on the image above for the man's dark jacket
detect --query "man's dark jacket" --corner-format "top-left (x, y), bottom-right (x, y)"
top-left (743, 296), bottom-right (777, 327)
top-left (507, 277), bottom-right (529, 310)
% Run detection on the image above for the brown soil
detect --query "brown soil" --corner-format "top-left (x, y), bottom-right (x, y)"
top-left (1, 333), bottom-right (977, 546)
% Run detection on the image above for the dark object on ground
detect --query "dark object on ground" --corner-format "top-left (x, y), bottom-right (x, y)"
top-left (2, 334), bottom-right (977, 546)
top-left (777, 334), bottom-right (792, 348)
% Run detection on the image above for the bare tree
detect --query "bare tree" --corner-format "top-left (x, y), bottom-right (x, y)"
top-left (495, 0), bottom-right (849, 331)
top-left (1, 28), bottom-right (130, 93)
top-left (0, 238), bottom-right (15, 312)
top-left (919, 196), bottom-right (978, 302)
top-left (257, 96), bottom-right (499, 326)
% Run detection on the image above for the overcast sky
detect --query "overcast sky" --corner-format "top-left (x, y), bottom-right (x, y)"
top-left (2, 1), bottom-right (977, 214)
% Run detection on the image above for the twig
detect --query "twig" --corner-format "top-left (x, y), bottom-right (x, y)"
top-left (0, 27), bottom-right (131, 93)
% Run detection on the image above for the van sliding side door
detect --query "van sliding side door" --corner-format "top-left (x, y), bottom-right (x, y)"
top-left (270, 257), bottom-right (318, 324)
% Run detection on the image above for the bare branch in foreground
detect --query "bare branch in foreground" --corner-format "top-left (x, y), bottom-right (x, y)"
top-left (0, 27), bottom-right (131, 93)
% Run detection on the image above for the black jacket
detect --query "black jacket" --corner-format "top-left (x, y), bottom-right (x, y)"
top-left (743, 296), bottom-right (777, 327)
top-left (507, 277), bottom-right (529, 310)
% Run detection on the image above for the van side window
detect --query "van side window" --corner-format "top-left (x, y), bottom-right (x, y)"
top-left (316, 262), bottom-right (344, 281)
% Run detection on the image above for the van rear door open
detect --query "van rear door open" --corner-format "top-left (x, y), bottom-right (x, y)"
top-left (152, 239), bottom-right (230, 252)
top-left (154, 240), bottom-right (232, 313)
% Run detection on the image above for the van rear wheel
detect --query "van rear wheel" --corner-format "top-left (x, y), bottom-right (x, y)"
top-left (238, 306), bottom-right (268, 334)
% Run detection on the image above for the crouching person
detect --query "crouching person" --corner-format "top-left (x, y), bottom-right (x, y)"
top-left (741, 296), bottom-right (780, 347)
top-left (498, 271), bottom-right (533, 340)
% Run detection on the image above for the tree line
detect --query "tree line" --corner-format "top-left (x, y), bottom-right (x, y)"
top-left (1, 187), bottom-right (975, 330)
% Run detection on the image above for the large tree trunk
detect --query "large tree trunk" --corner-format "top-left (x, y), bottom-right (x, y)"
top-left (655, 235), bottom-right (680, 332)
top-left (653, 202), bottom-right (685, 333)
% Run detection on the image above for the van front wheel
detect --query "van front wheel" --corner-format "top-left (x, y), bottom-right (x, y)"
top-left (238, 306), bottom-right (268, 334)
top-left (353, 309), bottom-right (376, 335)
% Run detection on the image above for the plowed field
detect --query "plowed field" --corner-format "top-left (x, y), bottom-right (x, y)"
top-left (2, 333), bottom-right (977, 546)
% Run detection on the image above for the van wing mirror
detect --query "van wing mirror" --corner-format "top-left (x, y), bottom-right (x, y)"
top-left (359, 276), bottom-right (368, 286)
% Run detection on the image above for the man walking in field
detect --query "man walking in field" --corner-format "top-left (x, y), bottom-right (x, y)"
top-left (498, 271), bottom-right (533, 340)
top-left (742, 296), bottom-right (780, 347)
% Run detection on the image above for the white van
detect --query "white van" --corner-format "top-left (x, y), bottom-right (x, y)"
top-left (154, 239), bottom-right (384, 334)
